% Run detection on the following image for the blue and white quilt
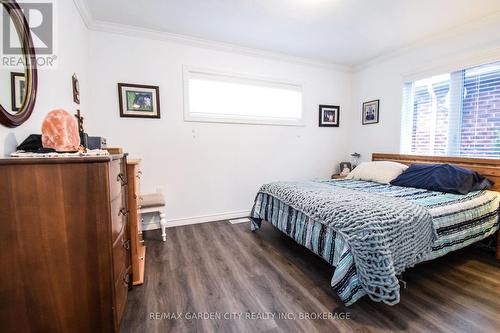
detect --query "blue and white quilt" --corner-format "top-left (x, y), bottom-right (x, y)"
top-left (250, 179), bottom-right (500, 306)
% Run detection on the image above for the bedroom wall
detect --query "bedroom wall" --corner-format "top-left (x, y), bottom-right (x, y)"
top-left (349, 12), bottom-right (500, 162)
top-left (86, 31), bottom-right (352, 226)
top-left (0, 0), bottom-right (89, 156)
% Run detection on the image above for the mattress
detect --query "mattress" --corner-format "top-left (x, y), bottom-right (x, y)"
top-left (250, 179), bottom-right (500, 306)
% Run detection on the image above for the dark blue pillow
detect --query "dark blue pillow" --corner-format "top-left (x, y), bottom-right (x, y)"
top-left (390, 163), bottom-right (493, 194)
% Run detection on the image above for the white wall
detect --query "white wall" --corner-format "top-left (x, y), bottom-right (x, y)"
top-left (87, 31), bottom-right (352, 225)
top-left (0, 0), bottom-right (89, 156)
top-left (349, 13), bottom-right (500, 162)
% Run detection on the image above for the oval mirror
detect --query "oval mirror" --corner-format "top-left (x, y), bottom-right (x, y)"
top-left (0, 0), bottom-right (38, 127)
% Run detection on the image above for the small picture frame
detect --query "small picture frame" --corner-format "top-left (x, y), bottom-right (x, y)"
top-left (339, 162), bottom-right (352, 173)
top-left (118, 83), bottom-right (161, 118)
top-left (319, 105), bottom-right (339, 127)
top-left (72, 73), bottom-right (80, 104)
top-left (11, 72), bottom-right (25, 112)
top-left (362, 99), bottom-right (380, 125)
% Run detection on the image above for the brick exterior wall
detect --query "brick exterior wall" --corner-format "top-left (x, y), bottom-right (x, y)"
top-left (409, 70), bottom-right (500, 158)
top-left (411, 83), bottom-right (450, 155)
top-left (460, 71), bottom-right (500, 157)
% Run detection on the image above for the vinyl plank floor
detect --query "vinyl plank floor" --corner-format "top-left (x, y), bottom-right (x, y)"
top-left (121, 221), bottom-right (500, 333)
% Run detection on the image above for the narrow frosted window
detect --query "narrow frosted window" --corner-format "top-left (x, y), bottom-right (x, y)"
top-left (184, 68), bottom-right (303, 126)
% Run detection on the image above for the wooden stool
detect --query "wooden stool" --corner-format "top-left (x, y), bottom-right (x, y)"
top-left (140, 193), bottom-right (167, 241)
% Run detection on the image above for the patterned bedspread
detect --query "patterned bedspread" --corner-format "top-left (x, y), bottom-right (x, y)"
top-left (250, 179), bottom-right (500, 306)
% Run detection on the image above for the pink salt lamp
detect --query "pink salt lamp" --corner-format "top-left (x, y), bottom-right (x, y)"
top-left (41, 109), bottom-right (81, 152)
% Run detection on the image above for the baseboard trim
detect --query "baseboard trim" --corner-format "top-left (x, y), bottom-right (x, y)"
top-left (142, 210), bottom-right (251, 230)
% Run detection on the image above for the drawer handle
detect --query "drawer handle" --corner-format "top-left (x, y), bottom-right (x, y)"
top-left (119, 208), bottom-right (129, 217)
top-left (117, 173), bottom-right (128, 186)
top-left (122, 239), bottom-right (130, 250)
top-left (123, 272), bottom-right (130, 287)
top-left (137, 171), bottom-right (142, 179)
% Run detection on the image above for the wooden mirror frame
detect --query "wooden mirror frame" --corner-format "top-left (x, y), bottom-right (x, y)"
top-left (0, 0), bottom-right (38, 128)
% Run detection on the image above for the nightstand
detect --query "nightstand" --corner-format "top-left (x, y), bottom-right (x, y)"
top-left (331, 174), bottom-right (348, 179)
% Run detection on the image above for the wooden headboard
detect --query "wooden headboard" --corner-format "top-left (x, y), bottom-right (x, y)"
top-left (372, 153), bottom-right (500, 192)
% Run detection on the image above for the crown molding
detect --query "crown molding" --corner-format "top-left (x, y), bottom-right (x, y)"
top-left (72, 0), bottom-right (351, 73)
top-left (353, 11), bottom-right (500, 73)
top-left (72, 0), bottom-right (93, 28)
top-left (90, 20), bottom-right (352, 72)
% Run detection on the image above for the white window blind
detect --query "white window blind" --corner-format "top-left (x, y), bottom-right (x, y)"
top-left (401, 61), bottom-right (500, 158)
top-left (183, 67), bottom-right (304, 126)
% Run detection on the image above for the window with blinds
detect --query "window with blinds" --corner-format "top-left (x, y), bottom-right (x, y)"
top-left (401, 61), bottom-right (500, 158)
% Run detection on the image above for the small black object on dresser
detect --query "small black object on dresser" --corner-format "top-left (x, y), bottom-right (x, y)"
top-left (88, 136), bottom-right (107, 149)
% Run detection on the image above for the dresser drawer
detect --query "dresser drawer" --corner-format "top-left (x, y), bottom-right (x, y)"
top-left (110, 196), bottom-right (126, 242)
top-left (134, 169), bottom-right (141, 209)
top-left (137, 209), bottom-right (143, 235)
top-left (109, 159), bottom-right (126, 202)
top-left (113, 266), bottom-right (130, 331)
top-left (112, 230), bottom-right (130, 284)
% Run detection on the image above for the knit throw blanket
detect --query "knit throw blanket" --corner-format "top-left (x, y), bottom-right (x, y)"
top-left (253, 181), bottom-right (437, 305)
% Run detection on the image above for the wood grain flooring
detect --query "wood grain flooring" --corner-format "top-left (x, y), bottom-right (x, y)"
top-left (121, 221), bottom-right (500, 333)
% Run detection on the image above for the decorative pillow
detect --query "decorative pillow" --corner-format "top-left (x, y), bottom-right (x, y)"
top-left (390, 163), bottom-right (493, 194)
top-left (346, 161), bottom-right (408, 184)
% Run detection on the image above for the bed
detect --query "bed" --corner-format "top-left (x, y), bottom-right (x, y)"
top-left (250, 153), bottom-right (500, 306)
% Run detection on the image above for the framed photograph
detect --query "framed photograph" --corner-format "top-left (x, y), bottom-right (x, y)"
top-left (118, 83), bottom-right (161, 118)
top-left (72, 73), bottom-right (80, 104)
top-left (11, 72), bottom-right (26, 112)
top-left (318, 104), bottom-right (339, 127)
top-left (339, 161), bottom-right (352, 172)
top-left (362, 99), bottom-right (379, 125)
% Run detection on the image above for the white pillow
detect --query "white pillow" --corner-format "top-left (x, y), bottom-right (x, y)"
top-left (346, 161), bottom-right (408, 184)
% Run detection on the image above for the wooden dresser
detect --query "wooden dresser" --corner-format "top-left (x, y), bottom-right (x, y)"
top-left (0, 155), bottom-right (131, 333)
top-left (127, 159), bottom-right (146, 285)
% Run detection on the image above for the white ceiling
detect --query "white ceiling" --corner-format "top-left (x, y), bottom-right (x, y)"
top-left (84, 0), bottom-right (500, 67)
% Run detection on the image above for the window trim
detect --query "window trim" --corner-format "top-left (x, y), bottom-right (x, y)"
top-left (183, 65), bottom-right (305, 126)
